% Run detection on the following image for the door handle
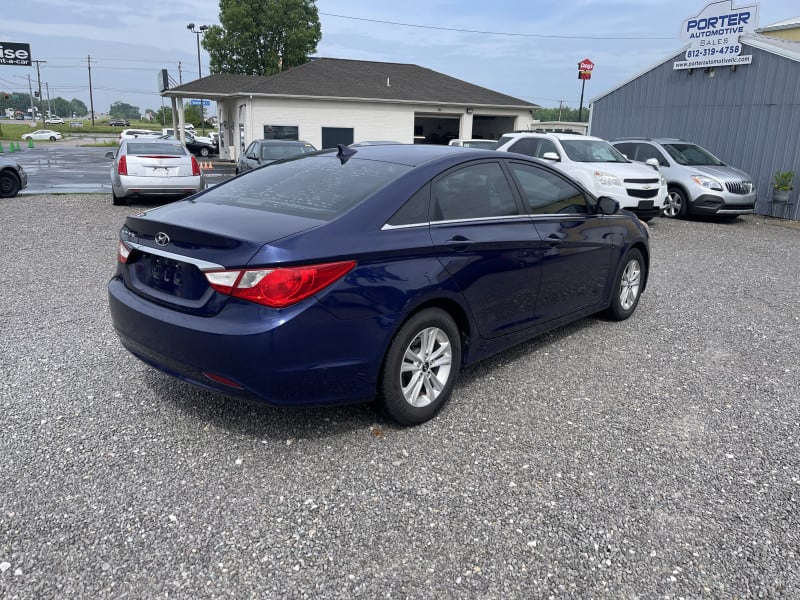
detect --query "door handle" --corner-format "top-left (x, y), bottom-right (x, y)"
top-left (546, 233), bottom-right (566, 246)
top-left (445, 235), bottom-right (473, 250)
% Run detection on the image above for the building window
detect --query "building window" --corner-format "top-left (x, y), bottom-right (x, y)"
top-left (263, 125), bottom-right (299, 140)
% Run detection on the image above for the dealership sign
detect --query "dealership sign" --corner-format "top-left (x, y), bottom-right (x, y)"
top-left (578, 58), bottom-right (594, 80)
top-left (674, 1), bottom-right (758, 70)
top-left (0, 41), bottom-right (31, 66)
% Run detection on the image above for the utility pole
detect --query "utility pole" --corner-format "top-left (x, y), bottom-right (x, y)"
top-left (558, 100), bottom-right (564, 122)
top-left (46, 82), bottom-right (52, 118)
top-left (84, 55), bottom-right (96, 127)
top-left (32, 59), bottom-right (47, 127)
top-left (27, 75), bottom-right (35, 120)
top-left (178, 61), bottom-right (182, 84)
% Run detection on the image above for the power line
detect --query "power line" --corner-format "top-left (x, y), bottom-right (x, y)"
top-left (319, 12), bottom-right (676, 40)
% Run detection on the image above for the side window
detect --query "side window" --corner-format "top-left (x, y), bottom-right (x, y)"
top-left (432, 162), bottom-right (519, 221)
top-left (387, 185), bottom-right (430, 227)
top-left (508, 138), bottom-right (538, 157)
top-left (508, 162), bottom-right (588, 215)
top-left (536, 139), bottom-right (558, 158)
top-left (245, 142), bottom-right (257, 157)
top-left (614, 142), bottom-right (635, 159)
top-left (636, 143), bottom-right (668, 166)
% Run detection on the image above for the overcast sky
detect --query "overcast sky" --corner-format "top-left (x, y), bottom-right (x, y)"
top-left (1, 0), bottom-right (796, 117)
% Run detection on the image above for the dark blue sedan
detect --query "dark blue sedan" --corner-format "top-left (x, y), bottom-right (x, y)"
top-left (109, 144), bottom-right (650, 425)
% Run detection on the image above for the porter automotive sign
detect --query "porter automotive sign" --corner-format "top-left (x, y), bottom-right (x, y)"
top-left (673, 1), bottom-right (758, 70)
top-left (0, 41), bottom-right (32, 66)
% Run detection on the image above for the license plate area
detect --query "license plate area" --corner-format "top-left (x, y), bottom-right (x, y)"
top-left (130, 253), bottom-right (208, 300)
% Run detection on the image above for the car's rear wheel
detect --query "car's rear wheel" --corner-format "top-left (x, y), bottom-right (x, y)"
top-left (112, 191), bottom-right (127, 206)
top-left (0, 172), bottom-right (21, 198)
top-left (49, 136), bottom-right (56, 141)
top-left (379, 308), bottom-right (461, 426)
top-left (663, 187), bottom-right (688, 219)
top-left (607, 249), bottom-right (645, 321)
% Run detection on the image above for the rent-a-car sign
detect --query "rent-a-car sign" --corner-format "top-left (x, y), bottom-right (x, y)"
top-left (674, 1), bottom-right (758, 70)
top-left (0, 42), bottom-right (32, 66)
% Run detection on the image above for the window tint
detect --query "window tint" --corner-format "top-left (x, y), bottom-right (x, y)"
top-left (199, 154), bottom-right (410, 220)
top-left (635, 143), bottom-right (668, 166)
top-left (537, 139), bottom-right (558, 157)
top-left (613, 142), bottom-right (635, 159)
top-left (260, 143), bottom-right (315, 161)
top-left (126, 142), bottom-right (186, 156)
top-left (432, 162), bottom-right (519, 221)
top-left (508, 163), bottom-right (588, 214)
top-left (561, 140), bottom-right (627, 163)
top-left (662, 143), bottom-right (724, 166)
top-left (387, 185), bottom-right (430, 226)
top-left (509, 138), bottom-right (539, 157)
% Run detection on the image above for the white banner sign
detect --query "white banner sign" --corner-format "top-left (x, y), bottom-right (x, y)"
top-left (674, 1), bottom-right (759, 70)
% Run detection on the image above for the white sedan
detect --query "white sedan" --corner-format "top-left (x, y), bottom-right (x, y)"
top-left (21, 130), bottom-right (63, 141)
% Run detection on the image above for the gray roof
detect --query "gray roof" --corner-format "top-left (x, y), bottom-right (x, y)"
top-left (165, 58), bottom-right (536, 109)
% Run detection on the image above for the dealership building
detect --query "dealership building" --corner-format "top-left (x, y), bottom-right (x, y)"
top-left (162, 58), bottom-right (536, 161)
top-left (589, 8), bottom-right (800, 221)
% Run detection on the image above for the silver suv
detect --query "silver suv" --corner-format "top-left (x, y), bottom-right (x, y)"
top-left (611, 138), bottom-right (756, 219)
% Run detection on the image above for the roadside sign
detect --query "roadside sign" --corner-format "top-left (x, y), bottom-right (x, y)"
top-left (190, 99), bottom-right (211, 106)
top-left (578, 58), bottom-right (594, 80)
top-left (0, 41), bottom-right (32, 66)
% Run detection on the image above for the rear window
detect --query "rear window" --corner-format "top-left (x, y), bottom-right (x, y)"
top-left (126, 142), bottom-right (186, 156)
top-left (199, 154), bottom-right (411, 220)
top-left (260, 144), bottom-right (315, 161)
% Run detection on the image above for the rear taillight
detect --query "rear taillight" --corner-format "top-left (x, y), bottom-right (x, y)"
top-left (117, 241), bottom-right (130, 264)
top-left (118, 155), bottom-right (128, 176)
top-left (204, 261), bottom-right (356, 308)
top-left (191, 155), bottom-right (200, 176)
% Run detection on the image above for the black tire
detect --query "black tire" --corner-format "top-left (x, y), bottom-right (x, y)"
top-left (663, 187), bottom-right (688, 219)
top-left (639, 216), bottom-right (654, 223)
top-left (199, 147), bottom-right (210, 157)
top-left (49, 136), bottom-right (56, 141)
top-left (112, 191), bottom-right (127, 206)
top-left (0, 171), bottom-right (21, 198)
top-left (607, 249), bottom-right (646, 321)
top-left (379, 308), bottom-right (461, 426)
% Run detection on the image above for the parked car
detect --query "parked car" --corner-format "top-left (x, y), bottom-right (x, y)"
top-left (108, 144), bottom-right (650, 426)
top-left (236, 140), bottom-right (317, 173)
top-left (448, 139), bottom-right (498, 149)
top-left (0, 156), bottom-right (28, 198)
top-left (158, 132), bottom-right (217, 157)
top-left (118, 129), bottom-right (161, 142)
top-left (495, 132), bottom-right (667, 221)
top-left (105, 138), bottom-right (205, 206)
top-left (21, 129), bottom-right (62, 141)
top-left (109, 119), bottom-right (130, 127)
top-left (45, 117), bottom-right (65, 125)
top-left (611, 138), bottom-right (756, 219)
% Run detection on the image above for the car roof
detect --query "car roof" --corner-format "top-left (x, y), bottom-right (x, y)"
top-left (502, 131), bottom-right (601, 142)
top-left (317, 143), bottom-right (501, 167)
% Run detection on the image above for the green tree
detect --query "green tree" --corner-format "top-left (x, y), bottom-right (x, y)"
top-left (110, 101), bottom-right (140, 120)
top-left (70, 98), bottom-right (88, 117)
top-left (203, 0), bottom-right (321, 76)
top-left (533, 106), bottom-right (588, 123)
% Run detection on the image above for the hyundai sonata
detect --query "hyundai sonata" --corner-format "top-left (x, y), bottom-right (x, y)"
top-left (109, 144), bottom-right (650, 425)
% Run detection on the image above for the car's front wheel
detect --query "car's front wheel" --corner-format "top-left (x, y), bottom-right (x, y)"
top-left (199, 147), bottom-right (210, 157)
top-left (607, 249), bottom-right (646, 321)
top-left (112, 191), bottom-right (127, 206)
top-left (379, 308), bottom-right (461, 426)
top-left (49, 136), bottom-right (56, 141)
top-left (0, 172), bottom-right (21, 198)
top-left (663, 187), bottom-right (688, 218)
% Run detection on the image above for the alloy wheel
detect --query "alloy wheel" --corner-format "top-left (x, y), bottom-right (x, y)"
top-left (619, 259), bottom-right (641, 311)
top-left (400, 326), bottom-right (453, 408)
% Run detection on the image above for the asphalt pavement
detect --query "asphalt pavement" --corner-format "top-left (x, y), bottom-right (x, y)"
top-left (1, 195), bottom-right (799, 599)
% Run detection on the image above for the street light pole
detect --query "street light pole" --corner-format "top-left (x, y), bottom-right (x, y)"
top-left (187, 23), bottom-right (209, 135)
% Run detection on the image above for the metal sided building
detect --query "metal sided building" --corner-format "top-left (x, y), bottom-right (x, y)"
top-left (589, 25), bottom-right (800, 221)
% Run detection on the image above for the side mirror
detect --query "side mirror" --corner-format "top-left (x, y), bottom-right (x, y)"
top-left (541, 151), bottom-right (560, 162)
top-left (597, 196), bottom-right (619, 215)
top-left (645, 158), bottom-right (660, 170)
top-left (104, 151), bottom-right (115, 159)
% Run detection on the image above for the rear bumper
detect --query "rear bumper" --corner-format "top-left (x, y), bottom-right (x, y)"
top-left (108, 277), bottom-right (389, 407)
top-left (114, 174), bottom-right (205, 198)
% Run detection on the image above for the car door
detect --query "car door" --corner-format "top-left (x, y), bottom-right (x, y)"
top-left (506, 161), bottom-right (615, 321)
top-left (427, 160), bottom-right (545, 339)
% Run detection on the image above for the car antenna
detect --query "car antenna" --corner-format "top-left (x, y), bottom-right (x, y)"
top-left (336, 144), bottom-right (357, 164)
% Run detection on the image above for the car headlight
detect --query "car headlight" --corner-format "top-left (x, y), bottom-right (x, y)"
top-left (594, 170), bottom-right (621, 187)
top-left (690, 175), bottom-right (723, 191)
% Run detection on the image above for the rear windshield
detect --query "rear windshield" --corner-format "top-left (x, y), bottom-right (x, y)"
top-left (661, 143), bottom-right (725, 166)
top-left (560, 140), bottom-right (628, 163)
top-left (199, 154), bottom-right (411, 220)
top-left (261, 144), bottom-right (315, 161)
top-left (126, 142), bottom-right (186, 156)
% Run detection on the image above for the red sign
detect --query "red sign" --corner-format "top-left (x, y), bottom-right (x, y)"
top-left (578, 58), bottom-right (595, 71)
top-left (578, 71), bottom-right (592, 80)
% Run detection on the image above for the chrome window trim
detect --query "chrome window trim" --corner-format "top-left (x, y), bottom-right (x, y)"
top-left (124, 242), bottom-right (225, 272)
top-left (381, 214), bottom-right (531, 230)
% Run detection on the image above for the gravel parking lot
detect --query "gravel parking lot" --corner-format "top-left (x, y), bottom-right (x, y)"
top-left (1, 194), bottom-right (799, 599)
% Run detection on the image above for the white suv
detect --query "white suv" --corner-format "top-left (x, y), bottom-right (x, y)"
top-left (495, 132), bottom-right (667, 221)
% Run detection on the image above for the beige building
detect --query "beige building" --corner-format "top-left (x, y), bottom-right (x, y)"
top-left (162, 58), bottom-right (537, 161)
